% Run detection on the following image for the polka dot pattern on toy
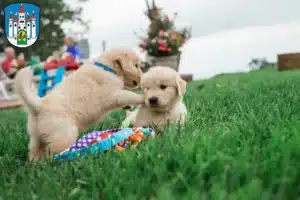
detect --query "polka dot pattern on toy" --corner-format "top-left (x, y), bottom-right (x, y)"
top-left (69, 129), bottom-right (121, 152)
top-left (54, 128), bottom-right (155, 161)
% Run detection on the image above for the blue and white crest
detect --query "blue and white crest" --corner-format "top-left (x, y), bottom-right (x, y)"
top-left (4, 3), bottom-right (40, 48)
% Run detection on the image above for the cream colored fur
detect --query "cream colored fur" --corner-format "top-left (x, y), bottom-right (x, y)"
top-left (126, 66), bottom-right (187, 132)
top-left (15, 48), bottom-right (144, 160)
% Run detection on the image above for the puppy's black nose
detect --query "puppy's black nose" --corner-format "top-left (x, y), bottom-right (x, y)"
top-left (148, 96), bottom-right (158, 105)
top-left (133, 80), bottom-right (137, 86)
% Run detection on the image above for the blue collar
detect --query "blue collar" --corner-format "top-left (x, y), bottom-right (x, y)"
top-left (94, 62), bottom-right (116, 75)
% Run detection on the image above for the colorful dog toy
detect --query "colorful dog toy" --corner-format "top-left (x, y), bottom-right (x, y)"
top-left (54, 127), bottom-right (155, 161)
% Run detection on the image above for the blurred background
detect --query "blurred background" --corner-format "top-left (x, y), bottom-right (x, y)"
top-left (1, 0), bottom-right (300, 80)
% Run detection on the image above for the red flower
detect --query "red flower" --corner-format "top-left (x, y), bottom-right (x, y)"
top-left (159, 30), bottom-right (165, 37)
top-left (158, 46), bottom-right (167, 51)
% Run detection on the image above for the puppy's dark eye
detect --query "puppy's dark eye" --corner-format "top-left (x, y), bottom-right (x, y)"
top-left (135, 64), bottom-right (139, 68)
top-left (160, 84), bottom-right (167, 90)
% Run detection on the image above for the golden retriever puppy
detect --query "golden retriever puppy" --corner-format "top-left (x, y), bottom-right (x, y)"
top-left (15, 48), bottom-right (144, 160)
top-left (126, 66), bottom-right (187, 132)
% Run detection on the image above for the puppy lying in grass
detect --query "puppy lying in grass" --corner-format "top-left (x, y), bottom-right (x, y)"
top-left (125, 66), bottom-right (187, 132)
top-left (15, 48), bottom-right (145, 161)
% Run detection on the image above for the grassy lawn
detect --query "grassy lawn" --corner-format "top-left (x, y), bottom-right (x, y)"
top-left (1, 69), bottom-right (300, 199)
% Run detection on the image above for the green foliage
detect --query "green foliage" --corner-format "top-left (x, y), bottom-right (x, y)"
top-left (248, 57), bottom-right (276, 70)
top-left (0, 28), bottom-right (4, 53)
top-left (1, 69), bottom-right (300, 199)
top-left (0, 0), bottom-right (88, 60)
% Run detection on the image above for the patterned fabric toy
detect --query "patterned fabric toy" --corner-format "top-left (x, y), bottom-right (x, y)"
top-left (54, 127), bottom-right (155, 161)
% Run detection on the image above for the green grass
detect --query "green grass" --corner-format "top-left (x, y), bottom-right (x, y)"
top-left (1, 68), bottom-right (300, 199)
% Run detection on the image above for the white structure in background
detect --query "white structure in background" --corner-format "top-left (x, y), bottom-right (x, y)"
top-left (7, 4), bottom-right (37, 47)
top-left (0, 53), bottom-right (17, 100)
top-left (179, 23), bottom-right (300, 80)
top-left (77, 38), bottom-right (90, 59)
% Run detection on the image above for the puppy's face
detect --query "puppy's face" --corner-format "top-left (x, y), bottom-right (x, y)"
top-left (112, 50), bottom-right (143, 89)
top-left (141, 66), bottom-right (186, 111)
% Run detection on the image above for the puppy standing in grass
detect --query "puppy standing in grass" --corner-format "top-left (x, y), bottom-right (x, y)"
top-left (126, 66), bottom-right (187, 132)
top-left (15, 48), bottom-right (145, 160)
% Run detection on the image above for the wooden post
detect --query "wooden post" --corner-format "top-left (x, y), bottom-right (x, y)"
top-left (102, 40), bottom-right (106, 53)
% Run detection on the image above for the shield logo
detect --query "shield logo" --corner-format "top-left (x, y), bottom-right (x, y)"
top-left (4, 3), bottom-right (40, 48)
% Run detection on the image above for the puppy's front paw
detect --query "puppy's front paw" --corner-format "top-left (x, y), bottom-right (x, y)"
top-left (139, 94), bottom-right (146, 105)
top-left (130, 94), bottom-right (145, 105)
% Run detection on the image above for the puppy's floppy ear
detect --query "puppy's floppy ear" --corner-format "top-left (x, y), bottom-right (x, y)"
top-left (113, 58), bottom-right (123, 70)
top-left (176, 75), bottom-right (186, 97)
top-left (113, 52), bottom-right (130, 70)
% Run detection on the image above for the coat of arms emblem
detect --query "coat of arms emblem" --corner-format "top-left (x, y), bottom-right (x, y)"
top-left (4, 3), bottom-right (40, 48)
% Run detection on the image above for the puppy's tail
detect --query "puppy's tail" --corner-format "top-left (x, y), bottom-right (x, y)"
top-left (14, 67), bottom-right (41, 114)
